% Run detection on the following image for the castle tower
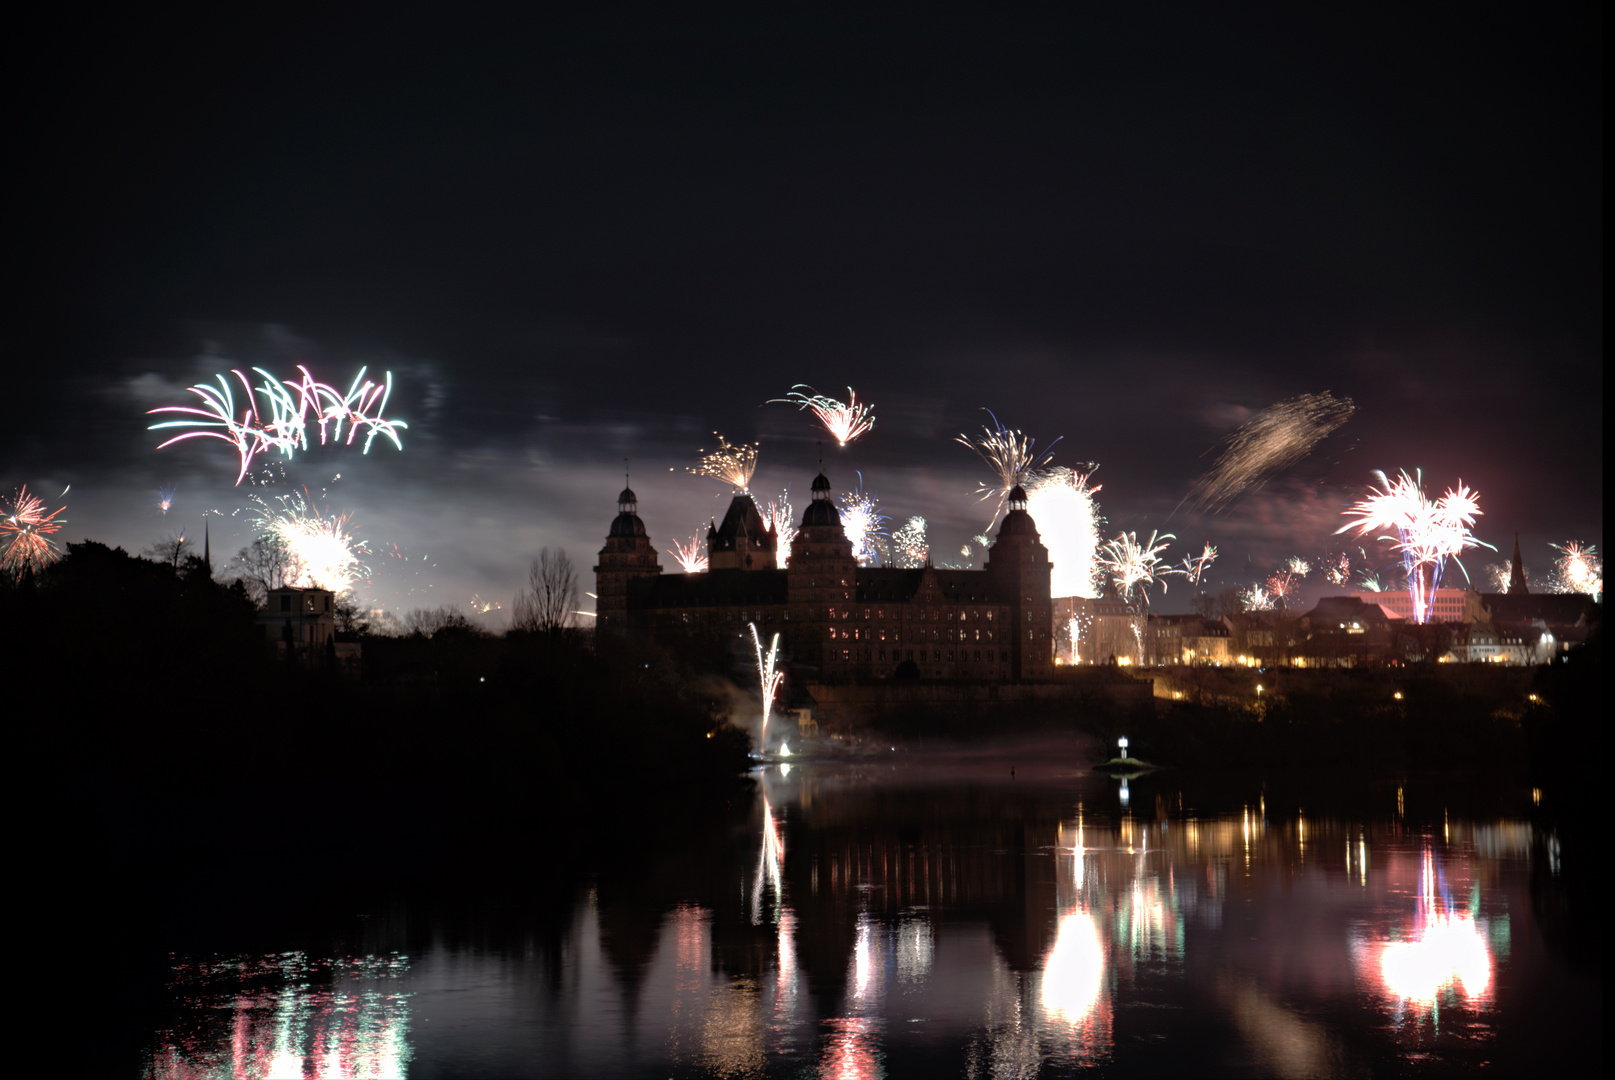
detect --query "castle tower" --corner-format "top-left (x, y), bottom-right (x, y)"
top-left (707, 493), bottom-right (779, 570)
top-left (984, 485), bottom-right (1054, 678)
top-left (786, 471), bottom-right (858, 676)
top-left (594, 484), bottom-right (662, 633)
top-left (1508, 533), bottom-right (1529, 595)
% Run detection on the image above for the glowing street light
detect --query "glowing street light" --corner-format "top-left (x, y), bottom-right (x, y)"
top-left (1117, 736), bottom-right (1129, 760)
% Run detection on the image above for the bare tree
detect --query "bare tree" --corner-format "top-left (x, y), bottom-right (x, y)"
top-left (404, 605), bottom-right (474, 638)
top-left (143, 531), bottom-right (194, 569)
top-left (228, 535), bottom-right (303, 607)
top-left (511, 547), bottom-right (579, 634)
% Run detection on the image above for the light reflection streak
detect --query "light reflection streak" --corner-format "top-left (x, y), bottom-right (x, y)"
top-left (147, 952), bottom-right (412, 1079)
top-left (1373, 849), bottom-right (1492, 1007)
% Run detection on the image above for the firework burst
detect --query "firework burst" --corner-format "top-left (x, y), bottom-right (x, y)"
top-left (837, 477), bottom-right (890, 566)
top-left (688, 434), bottom-right (759, 492)
top-left (1024, 465), bottom-right (1104, 598)
top-left (1240, 584), bottom-right (1275, 611)
top-left (257, 490), bottom-right (368, 594)
top-left (155, 483), bottom-right (178, 516)
top-left (772, 385), bottom-right (875, 446)
top-left (668, 533), bottom-right (709, 574)
top-left (1337, 469), bottom-right (1493, 624)
top-left (1324, 552), bottom-right (1352, 587)
top-left (891, 516), bottom-right (929, 568)
top-left (149, 365), bottom-right (407, 485)
top-left (956, 410), bottom-right (1062, 526)
top-left (1169, 542), bottom-right (1219, 587)
top-left (2, 485), bottom-right (67, 580)
top-left (1099, 529), bottom-right (1174, 602)
top-left (1186, 392), bottom-right (1355, 512)
top-left (1549, 541), bottom-right (1601, 600)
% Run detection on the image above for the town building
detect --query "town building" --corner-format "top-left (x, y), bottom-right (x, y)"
top-left (595, 472), bottom-right (1055, 680)
top-left (257, 586), bottom-right (337, 664)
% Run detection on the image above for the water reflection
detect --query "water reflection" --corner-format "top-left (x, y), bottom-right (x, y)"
top-left (146, 952), bottom-right (411, 1079)
top-left (144, 762), bottom-right (1582, 1077)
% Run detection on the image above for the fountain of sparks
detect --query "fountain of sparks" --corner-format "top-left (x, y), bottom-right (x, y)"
top-left (750, 623), bottom-right (785, 753)
top-left (668, 532), bottom-right (708, 573)
top-left (148, 365), bottom-right (407, 485)
top-left (1337, 469), bottom-right (1493, 624)
top-left (772, 385), bottom-right (875, 446)
top-left (688, 434), bottom-right (759, 492)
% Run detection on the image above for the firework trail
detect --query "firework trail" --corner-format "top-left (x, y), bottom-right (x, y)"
top-left (257, 489), bottom-right (369, 594)
top-left (1024, 465), bottom-right (1104, 598)
top-left (771, 385), bottom-right (875, 446)
top-left (148, 365), bottom-right (407, 485)
top-left (956, 410), bottom-right (1062, 526)
top-left (1484, 562), bottom-right (1515, 593)
top-left (155, 483), bottom-right (178, 516)
top-left (1549, 541), bottom-right (1601, 600)
top-left (1169, 542), bottom-right (1219, 587)
top-left (1184, 392), bottom-right (1354, 513)
top-left (1337, 469), bottom-right (1493, 624)
top-left (837, 476), bottom-right (890, 566)
top-left (750, 623), bottom-right (785, 748)
top-left (892, 516), bottom-right (929, 568)
top-left (1356, 570), bottom-right (1386, 592)
top-left (2, 485), bottom-right (67, 580)
top-left (1099, 530), bottom-right (1174, 602)
top-left (760, 491), bottom-right (796, 568)
top-left (688, 434), bottom-right (759, 492)
top-left (668, 533), bottom-right (709, 574)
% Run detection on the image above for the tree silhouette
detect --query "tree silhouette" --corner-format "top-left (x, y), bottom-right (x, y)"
top-left (512, 547), bottom-right (579, 635)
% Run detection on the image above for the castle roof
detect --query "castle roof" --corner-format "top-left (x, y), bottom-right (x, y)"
top-left (709, 493), bottom-right (775, 552)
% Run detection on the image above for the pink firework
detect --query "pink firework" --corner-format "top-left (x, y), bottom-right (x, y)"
top-left (773, 385), bottom-right (875, 446)
top-left (1337, 469), bottom-right (1493, 624)
top-left (668, 533), bottom-right (709, 574)
top-left (148, 365), bottom-right (407, 485)
top-left (2, 485), bottom-right (67, 580)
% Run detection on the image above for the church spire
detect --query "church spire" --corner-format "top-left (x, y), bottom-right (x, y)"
top-left (1508, 532), bottom-right (1528, 594)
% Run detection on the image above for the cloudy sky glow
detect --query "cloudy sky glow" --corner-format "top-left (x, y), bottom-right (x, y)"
top-left (12, 8), bottom-right (1601, 618)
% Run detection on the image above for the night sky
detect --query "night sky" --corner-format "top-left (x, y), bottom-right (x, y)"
top-left (12, 7), bottom-right (1602, 619)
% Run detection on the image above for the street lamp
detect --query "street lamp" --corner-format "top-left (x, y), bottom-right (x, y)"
top-left (1118, 735), bottom-right (1129, 760)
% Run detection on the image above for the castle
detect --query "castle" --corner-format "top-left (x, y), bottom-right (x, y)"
top-left (596, 471), bottom-right (1054, 680)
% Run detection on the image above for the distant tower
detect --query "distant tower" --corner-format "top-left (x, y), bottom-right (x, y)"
top-left (203, 516), bottom-right (211, 574)
top-left (594, 481), bottom-right (662, 632)
top-left (1508, 533), bottom-right (1529, 595)
top-left (984, 484), bottom-right (1054, 679)
top-left (786, 470), bottom-right (858, 675)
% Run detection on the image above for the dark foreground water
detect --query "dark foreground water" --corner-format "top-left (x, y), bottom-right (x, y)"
top-left (139, 750), bottom-right (1597, 1078)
